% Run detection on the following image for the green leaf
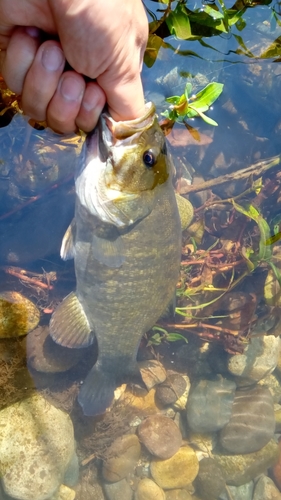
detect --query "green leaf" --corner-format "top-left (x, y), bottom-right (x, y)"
top-left (144, 34), bottom-right (163, 68)
top-left (166, 4), bottom-right (192, 39)
top-left (166, 333), bottom-right (188, 343)
top-left (202, 5), bottom-right (224, 19)
top-left (188, 105), bottom-right (218, 126)
top-left (192, 82), bottom-right (224, 108)
top-left (166, 95), bottom-right (181, 105)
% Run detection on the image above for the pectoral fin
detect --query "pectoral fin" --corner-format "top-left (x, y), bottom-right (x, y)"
top-left (60, 219), bottom-right (76, 260)
top-left (50, 292), bottom-right (94, 348)
top-left (92, 233), bottom-right (125, 268)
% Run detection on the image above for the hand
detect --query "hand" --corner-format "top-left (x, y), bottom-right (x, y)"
top-left (0, 0), bottom-right (148, 133)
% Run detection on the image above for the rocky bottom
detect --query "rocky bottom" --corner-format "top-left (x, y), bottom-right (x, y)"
top-left (0, 319), bottom-right (280, 500)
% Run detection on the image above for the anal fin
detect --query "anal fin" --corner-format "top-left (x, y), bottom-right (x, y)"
top-left (49, 291), bottom-right (94, 348)
top-left (78, 366), bottom-right (116, 416)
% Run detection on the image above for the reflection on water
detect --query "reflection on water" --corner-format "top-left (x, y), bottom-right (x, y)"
top-left (1, 1), bottom-right (281, 498)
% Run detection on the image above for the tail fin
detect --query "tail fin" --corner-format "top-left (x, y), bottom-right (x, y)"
top-left (78, 366), bottom-right (116, 416)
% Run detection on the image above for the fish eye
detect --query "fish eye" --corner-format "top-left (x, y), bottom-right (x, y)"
top-left (143, 150), bottom-right (156, 168)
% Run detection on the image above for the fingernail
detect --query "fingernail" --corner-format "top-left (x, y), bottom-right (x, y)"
top-left (42, 46), bottom-right (64, 72)
top-left (25, 26), bottom-right (40, 38)
top-left (60, 76), bottom-right (84, 101)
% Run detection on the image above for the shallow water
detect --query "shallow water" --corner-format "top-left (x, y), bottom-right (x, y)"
top-left (1, 1), bottom-right (281, 499)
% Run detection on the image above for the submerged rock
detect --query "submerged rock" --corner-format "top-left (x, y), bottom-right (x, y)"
top-left (227, 335), bottom-right (280, 385)
top-left (138, 415), bottom-right (182, 459)
top-left (150, 446), bottom-right (199, 489)
top-left (103, 478), bottom-right (133, 500)
top-left (219, 385), bottom-right (275, 454)
top-left (214, 439), bottom-right (279, 486)
top-left (139, 360), bottom-right (166, 391)
top-left (135, 478), bottom-right (165, 500)
top-left (26, 326), bottom-right (83, 373)
top-left (186, 376), bottom-right (236, 433)
top-left (252, 475), bottom-right (281, 500)
top-left (165, 491), bottom-right (193, 500)
top-left (0, 393), bottom-right (75, 500)
top-left (0, 291), bottom-right (39, 338)
top-left (155, 374), bottom-right (188, 406)
top-left (102, 434), bottom-right (141, 483)
top-left (194, 457), bottom-right (226, 500)
top-left (219, 481), bottom-right (254, 500)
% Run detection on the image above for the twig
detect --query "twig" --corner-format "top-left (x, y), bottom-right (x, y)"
top-left (181, 155), bottom-right (281, 194)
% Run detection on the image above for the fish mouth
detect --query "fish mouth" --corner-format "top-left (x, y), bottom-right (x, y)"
top-left (100, 102), bottom-right (156, 147)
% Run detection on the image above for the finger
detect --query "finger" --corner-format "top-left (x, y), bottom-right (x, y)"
top-left (21, 40), bottom-right (65, 122)
top-left (46, 71), bottom-right (86, 133)
top-left (101, 72), bottom-right (146, 122)
top-left (1, 27), bottom-right (40, 94)
top-left (75, 81), bottom-right (106, 132)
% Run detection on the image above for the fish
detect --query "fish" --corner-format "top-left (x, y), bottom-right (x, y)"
top-left (49, 102), bottom-right (183, 416)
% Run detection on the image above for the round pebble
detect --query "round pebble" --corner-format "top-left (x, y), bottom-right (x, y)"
top-left (195, 458), bottom-right (225, 500)
top-left (138, 415), bottom-right (182, 459)
top-left (227, 335), bottom-right (280, 385)
top-left (0, 291), bottom-right (39, 338)
top-left (139, 360), bottom-right (166, 390)
top-left (0, 394), bottom-right (75, 500)
top-left (166, 490), bottom-right (193, 500)
top-left (219, 386), bottom-right (275, 454)
top-left (151, 446), bottom-right (199, 489)
top-left (186, 376), bottom-right (236, 433)
top-left (102, 434), bottom-right (141, 483)
top-left (135, 478), bottom-right (165, 500)
top-left (156, 374), bottom-right (187, 406)
top-left (26, 326), bottom-right (83, 373)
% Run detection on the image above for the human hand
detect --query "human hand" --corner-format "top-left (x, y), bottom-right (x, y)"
top-left (0, 0), bottom-right (148, 133)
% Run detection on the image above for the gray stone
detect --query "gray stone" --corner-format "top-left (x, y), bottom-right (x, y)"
top-left (155, 374), bottom-right (187, 406)
top-left (64, 452), bottom-right (79, 487)
top-left (259, 373), bottom-right (281, 403)
top-left (219, 385), bottom-right (275, 453)
top-left (0, 394), bottom-right (75, 500)
top-left (219, 481), bottom-right (254, 500)
top-left (103, 478), bottom-right (133, 500)
top-left (253, 475), bottom-right (281, 500)
top-left (186, 376), bottom-right (236, 433)
top-left (214, 439), bottom-right (279, 486)
top-left (227, 335), bottom-right (280, 385)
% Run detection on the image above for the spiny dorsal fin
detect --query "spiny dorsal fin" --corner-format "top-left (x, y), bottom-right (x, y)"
top-left (50, 292), bottom-right (94, 348)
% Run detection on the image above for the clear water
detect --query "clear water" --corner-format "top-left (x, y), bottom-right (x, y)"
top-left (0, 2), bottom-right (281, 499)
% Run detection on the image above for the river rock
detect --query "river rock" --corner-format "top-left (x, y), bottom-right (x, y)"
top-left (103, 478), bottom-right (133, 500)
top-left (138, 415), bottom-right (182, 459)
top-left (214, 439), bottom-right (279, 486)
top-left (219, 481), bottom-right (254, 500)
top-left (156, 374), bottom-right (187, 406)
top-left (219, 385), bottom-right (275, 453)
top-left (26, 326), bottom-right (84, 373)
top-left (194, 457), bottom-right (225, 500)
top-left (151, 445), bottom-right (199, 489)
top-left (259, 373), bottom-right (281, 403)
top-left (102, 434), bottom-right (141, 483)
top-left (0, 393), bottom-right (75, 500)
top-left (135, 478), bottom-right (165, 500)
top-left (186, 376), bottom-right (236, 433)
top-left (0, 291), bottom-right (40, 338)
top-left (50, 485), bottom-right (76, 500)
top-left (139, 360), bottom-right (166, 390)
top-left (227, 335), bottom-right (280, 385)
top-left (165, 491), bottom-right (193, 500)
top-left (253, 475), bottom-right (281, 500)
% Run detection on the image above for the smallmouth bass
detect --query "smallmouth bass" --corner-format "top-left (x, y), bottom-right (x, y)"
top-left (50, 102), bottom-right (186, 416)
